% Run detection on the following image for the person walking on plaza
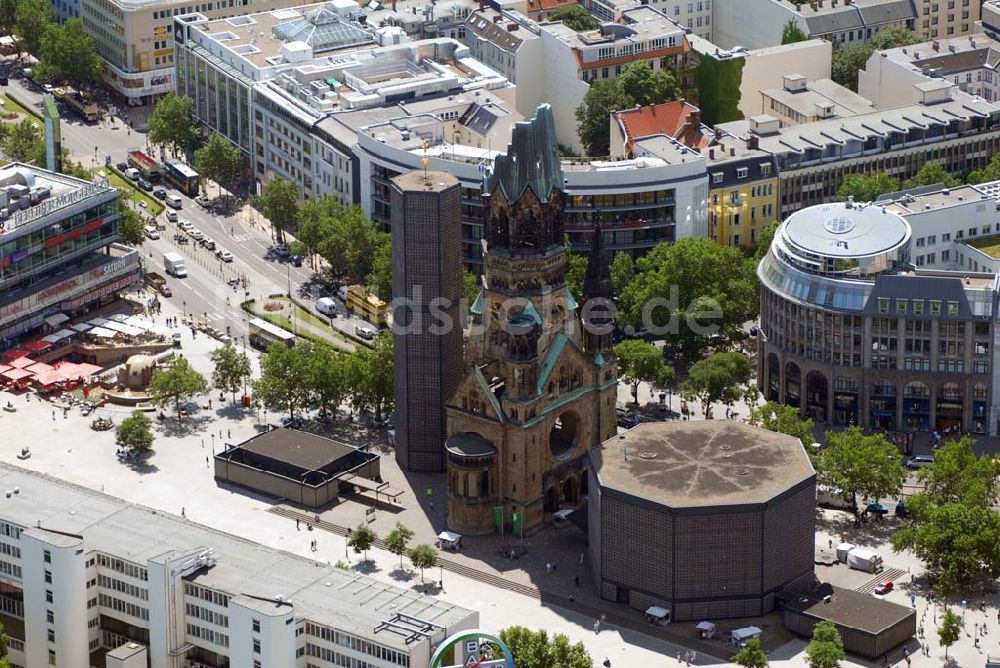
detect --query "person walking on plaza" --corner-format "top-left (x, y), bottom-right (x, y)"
top-left (594, 619), bottom-right (600, 634)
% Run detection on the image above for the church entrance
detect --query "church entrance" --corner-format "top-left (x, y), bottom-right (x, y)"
top-left (549, 410), bottom-right (580, 460)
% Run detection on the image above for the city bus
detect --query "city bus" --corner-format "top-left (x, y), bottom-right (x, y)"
top-left (345, 285), bottom-right (387, 326)
top-left (248, 317), bottom-right (296, 350)
top-left (163, 159), bottom-right (200, 196)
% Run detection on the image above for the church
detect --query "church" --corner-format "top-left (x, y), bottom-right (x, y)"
top-left (444, 105), bottom-right (619, 535)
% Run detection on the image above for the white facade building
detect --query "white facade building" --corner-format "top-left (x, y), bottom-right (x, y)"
top-left (0, 463), bottom-right (477, 668)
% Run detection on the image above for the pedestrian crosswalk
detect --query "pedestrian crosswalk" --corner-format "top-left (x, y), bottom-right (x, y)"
top-left (231, 234), bottom-right (251, 243)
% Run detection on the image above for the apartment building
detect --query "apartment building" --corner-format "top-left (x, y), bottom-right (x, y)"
top-left (757, 73), bottom-right (876, 127)
top-left (859, 34), bottom-right (1000, 105)
top-left (914, 0), bottom-right (978, 40)
top-left (52, 0), bottom-right (81, 22)
top-left (80, 0), bottom-right (313, 105)
top-left (715, 83), bottom-right (1000, 219)
top-left (0, 463), bottom-right (477, 668)
top-left (712, 0), bottom-right (915, 51)
top-left (0, 165), bottom-right (141, 343)
top-left (705, 137), bottom-right (779, 249)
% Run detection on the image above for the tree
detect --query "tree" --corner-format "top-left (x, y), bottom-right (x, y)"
top-left (210, 340), bottom-right (252, 403)
top-left (618, 238), bottom-right (758, 354)
top-left (347, 524), bottom-right (377, 564)
top-left (938, 608), bottom-right (961, 658)
top-left (546, 4), bottom-right (598, 31)
top-left (308, 344), bottom-right (348, 419)
top-left (117, 201), bottom-right (145, 246)
top-left (619, 61), bottom-right (679, 108)
top-left (805, 621), bottom-right (845, 668)
top-left (408, 543), bottom-right (438, 584)
top-left (835, 172), bottom-right (899, 202)
top-left (252, 341), bottom-right (312, 418)
top-left (366, 231), bottom-right (392, 301)
top-left (147, 356), bottom-right (209, 416)
top-left (609, 251), bottom-right (633, 297)
top-left (781, 20), bottom-right (807, 45)
top-left (2, 117), bottom-right (43, 164)
top-left (818, 427), bottom-right (905, 513)
top-left (462, 268), bottom-right (481, 304)
top-left (576, 78), bottom-right (632, 157)
top-left (749, 401), bottom-right (815, 447)
top-left (832, 28), bottom-right (920, 91)
top-left (384, 522), bottom-right (415, 569)
top-left (14, 0), bottom-right (52, 57)
top-left (0, 620), bottom-right (10, 668)
top-left (0, 0), bottom-right (17, 37)
top-left (891, 438), bottom-right (1000, 595)
top-left (36, 18), bottom-right (102, 89)
top-left (498, 626), bottom-right (592, 668)
top-left (147, 93), bottom-right (200, 158)
top-left (613, 339), bottom-right (674, 402)
top-left (902, 162), bottom-right (959, 190)
top-left (253, 177), bottom-right (299, 243)
top-left (753, 223), bottom-right (778, 262)
top-left (969, 153), bottom-right (1000, 184)
top-left (565, 251), bottom-right (588, 298)
top-left (680, 351), bottom-right (752, 417)
top-left (732, 638), bottom-right (769, 668)
top-left (194, 133), bottom-right (241, 197)
top-left (347, 332), bottom-right (393, 420)
top-left (115, 410), bottom-right (154, 454)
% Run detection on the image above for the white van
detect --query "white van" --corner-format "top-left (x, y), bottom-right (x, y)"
top-left (165, 193), bottom-right (182, 209)
top-left (316, 297), bottom-right (337, 316)
top-left (166, 210), bottom-right (178, 222)
top-left (144, 225), bottom-right (160, 240)
top-left (124, 167), bottom-right (140, 181)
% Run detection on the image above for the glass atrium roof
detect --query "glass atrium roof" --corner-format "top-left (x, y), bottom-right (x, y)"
top-left (272, 6), bottom-right (373, 52)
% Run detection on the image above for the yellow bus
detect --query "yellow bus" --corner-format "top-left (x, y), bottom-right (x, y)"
top-left (346, 285), bottom-right (387, 326)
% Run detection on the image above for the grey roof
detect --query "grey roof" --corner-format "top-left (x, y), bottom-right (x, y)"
top-left (785, 584), bottom-right (916, 635)
top-left (272, 6), bottom-right (373, 52)
top-left (855, 0), bottom-right (916, 25)
top-left (805, 6), bottom-right (864, 35)
top-left (488, 103), bottom-right (564, 203)
top-left (863, 273), bottom-right (990, 319)
top-left (234, 427), bottom-right (359, 472)
top-left (782, 202), bottom-right (910, 259)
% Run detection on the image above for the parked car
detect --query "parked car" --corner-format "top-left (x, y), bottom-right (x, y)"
top-left (116, 161), bottom-right (128, 172)
top-left (905, 455), bottom-right (935, 469)
top-left (874, 580), bottom-right (894, 596)
top-left (188, 229), bottom-right (204, 241)
top-left (273, 244), bottom-right (290, 257)
top-left (137, 178), bottom-right (153, 192)
top-left (177, 220), bottom-right (193, 231)
top-left (195, 194), bottom-right (212, 208)
top-left (282, 416), bottom-right (303, 429)
top-left (201, 237), bottom-right (216, 250)
top-left (355, 325), bottom-right (377, 340)
top-left (216, 249), bottom-right (233, 262)
top-left (316, 297), bottom-right (337, 316)
top-left (144, 225), bottom-right (160, 240)
top-left (153, 187), bottom-right (166, 200)
top-left (166, 210), bottom-right (178, 223)
top-left (291, 254), bottom-right (302, 267)
top-left (158, 283), bottom-right (172, 297)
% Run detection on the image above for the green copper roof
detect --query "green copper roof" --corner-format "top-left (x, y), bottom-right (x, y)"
top-left (473, 365), bottom-right (505, 423)
top-left (594, 352), bottom-right (606, 367)
top-left (488, 104), bottom-right (564, 204)
top-left (520, 300), bottom-right (541, 325)
top-left (566, 290), bottom-right (578, 311)
top-left (536, 332), bottom-right (569, 396)
top-left (470, 290), bottom-right (484, 316)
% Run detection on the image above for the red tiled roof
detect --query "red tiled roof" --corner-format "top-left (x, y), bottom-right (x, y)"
top-left (614, 100), bottom-right (710, 153)
top-left (527, 0), bottom-right (578, 14)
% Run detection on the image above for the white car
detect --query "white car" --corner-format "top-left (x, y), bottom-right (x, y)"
top-left (201, 237), bottom-right (216, 250)
top-left (356, 325), bottom-right (377, 340)
top-left (177, 220), bottom-right (193, 231)
top-left (216, 249), bottom-right (234, 262)
top-left (188, 229), bottom-right (204, 241)
top-left (144, 225), bottom-right (160, 240)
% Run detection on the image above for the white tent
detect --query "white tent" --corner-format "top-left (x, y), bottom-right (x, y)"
top-left (43, 313), bottom-right (69, 328)
top-left (89, 327), bottom-right (117, 339)
top-left (731, 626), bottom-right (762, 647)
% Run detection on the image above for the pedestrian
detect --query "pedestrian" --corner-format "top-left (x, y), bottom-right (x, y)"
top-left (569, 594), bottom-right (575, 603)
top-left (429, 500), bottom-right (434, 511)
top-left (676, 652), bottom-right (681, 663)
top-left (296, 519), bottom-right (300, 530)
top-left (208, 398), bottom-right (212, 409)
top-left (205, 456), bottom-right (209, 467)
top-left (227, 429), bottom-right (231, 439)
top-left (579, 551), bottom-right (585, 566)
top-left (691, 651), bottom-right (697, 663)
top-left (828, 538), bottom-right (832, 549)
top-left (181, 507), bottom-right (185, 517)
top-left (546, 562), bottom-right (552, 574)
top-left (51, 410), bottom-right (55, 421)
top-left (593, 619), bottom-right (600, 634)
top-left (575, 575), bottom-right (580, 587)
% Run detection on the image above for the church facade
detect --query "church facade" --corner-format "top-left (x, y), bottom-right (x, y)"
top-left (444, 105), bottom-right (619, 535)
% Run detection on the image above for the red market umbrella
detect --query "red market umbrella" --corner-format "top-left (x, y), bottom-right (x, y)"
top-left (1, 368), bottom-right (32, 381)
top-left (23, 340), bottom-right (52, 353)
top-left (8, 357), bottom-right (34, 369)
top-left (2, 349), bottom-right (28, 362)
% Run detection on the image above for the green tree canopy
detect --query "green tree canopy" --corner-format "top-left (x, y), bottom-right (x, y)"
top-left (408, 543), bottom-right (438, 583)
top-left (14, 0), bottom-right (52, 57)
top-left (497, 626), bottom-right (592, 668)
top-left (366, 231), bottom-right (392, 300)
top-left (347, 332), bottom-right (393, 420)
top-left (749, 401), bottom-right (815, 447)
top-left (805, 621), bottom-right (845, 668)
top-left (210, 340), bottom-right (252, 403)
top-left (462, 268), bottom-right (481, 304)
top-left (613, 339), bottom-right (673, 401)
top-left (695, 54), bottom-right (744, 125)
top-left (384, 522), bottom-right (415, 569)
top-left (609, 251), bottom-right (634, 297)
top-left (733, 638), bottom-right (769, 668)
top-left (147, 356), bottom-right (209, 416)
top-left (115, 410), bottom-right (155, 453)
top-left (618, 237), bottom-right (758, 353)
top-left (938, 608), bottom-right (961, 658)
top-left (36, 18), bottom-right (102, 89)
top-left (2, 118), bottom-right (43, 164)
top-left (298, 197), bottom-right (382, 279)
top-left (347, 524), bottom-right (377, 564)
top-left (194, 133), bottom-right (241, 196)
top-left (836, 172), bottom-right (900, 202)
top-left (832, 28), bottom-right (920, 90)
top-left (252, 341), bottom-right (313, 418)
top-left (969, 153), bottom-right (1000, 184)
top-left (147, 93), bottom-right (200, 158)
top-left (117, 201), bottom-right (145, 246)
top-left (308, 343), bottom-right (348, 419)
top-left (576, 61), bottom-right (678, 156)
top-left (254, 177), bottom-right (300, 242)
top-left (565, 250), bottom-right (588, 299)
top-left (680, 351), bottom-right (752, 417)
top-left (781, 20), bottom-right (808, 44)
top-left (902, 162), bottom-right (959, 190)
top-left (818, 426), bottom-right (905, 512)
top-left (0, 0), bottom-right (18, 36)
top-left (546, 4), bottom-right (598, 31)
top-left (753, 223), bottom-right (778, 261)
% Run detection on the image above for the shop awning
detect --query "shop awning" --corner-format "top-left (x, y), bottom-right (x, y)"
top-left (52, 329), bottom-right (75, 341)
top-left (23, 340), bottom-right (52, 353)
top-left (437, 531), bottom-right (462, 543)
top-left (8, 357), bottom-right (34, 369)
top-left (43, 313), bottom-right (69, 328)
top-left (70, 323), bottom-right (91, 333)
top-left (26, 362), bottom-right (55, 375)
top-left (646, 606), bottom-right (670, 619)
top-left (104, 322), bottom-right (143, 336)
top-left (33, 370), bottom-right (64, 386)
top-left (1, 368), bottom-right (32, 381)
top-left (87, 317), bottom-right (110, 327)
top-left (89, 327), bottom-right (117, 339)
top-left (2, 349), bottom-right (28, 361)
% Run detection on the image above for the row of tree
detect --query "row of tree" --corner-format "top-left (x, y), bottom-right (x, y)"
top-left (836, 163), bottom-right (960, 202)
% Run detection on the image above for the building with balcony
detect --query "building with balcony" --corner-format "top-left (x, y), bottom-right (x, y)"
top-left (0, 165), bottom-right (141, 344)
top-left (81, 0), bottom-right (314, 105)
top-left (758, 198), bottom-right (999, 434)
top-left (0, 462), bottom-right (477, 668)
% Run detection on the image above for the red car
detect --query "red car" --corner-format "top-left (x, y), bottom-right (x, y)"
top-left (158, 284), bottom-right (172, 297)
top-left (874, 580), bottom-right (894, 595)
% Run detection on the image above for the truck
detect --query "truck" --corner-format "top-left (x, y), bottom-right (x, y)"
top-left (846, 547), bottom-right (883, 573)
top-left (54, 86), bottom-right (102, 122)
top-left (128, 149), bottom-right (161, 181)
top-left (163, 252), bottom-right (187, 278)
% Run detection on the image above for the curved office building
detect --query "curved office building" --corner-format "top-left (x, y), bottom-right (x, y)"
top-left (758, 200), bottom-right (996, 434)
